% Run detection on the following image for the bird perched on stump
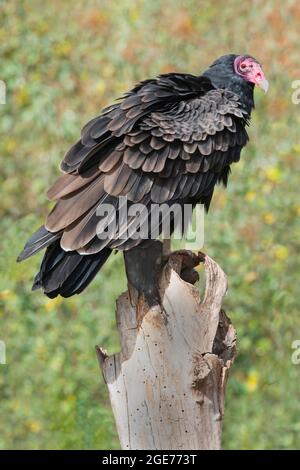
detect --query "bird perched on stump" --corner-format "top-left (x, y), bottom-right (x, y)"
top-left (18, 54), bottom-right (268, 298)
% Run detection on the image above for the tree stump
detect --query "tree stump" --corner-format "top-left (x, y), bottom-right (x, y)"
top-left (96, 241), bottom-right (236, 450)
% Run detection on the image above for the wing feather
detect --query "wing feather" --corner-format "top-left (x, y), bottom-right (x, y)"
top-left (42, 73), bottom-right (250, 255)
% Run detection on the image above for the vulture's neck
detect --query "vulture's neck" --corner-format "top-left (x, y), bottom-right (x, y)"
top-left (202, 70), bottom-right (255, 115)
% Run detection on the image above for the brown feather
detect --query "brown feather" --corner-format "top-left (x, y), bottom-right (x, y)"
top-left (47, 165), bottom-right (101, 200)
top-left (46, 175), bottom-right (105, 232)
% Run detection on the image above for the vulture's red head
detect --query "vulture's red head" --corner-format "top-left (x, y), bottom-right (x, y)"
top-left (203, 54), bottom-right (268, 113)
top-left (234, 55), bottom-right (269, 92)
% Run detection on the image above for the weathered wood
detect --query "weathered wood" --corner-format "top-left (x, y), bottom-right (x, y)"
top-left (96, 241), bottom-right (236, 450)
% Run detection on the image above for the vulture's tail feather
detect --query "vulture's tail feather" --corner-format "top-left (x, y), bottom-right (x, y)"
top-left (17, 225), bottom-right (62, 262)
top-left (18, 226), bottom-right (111, 297)
top-left (32, 241), bottom-right (111, 298)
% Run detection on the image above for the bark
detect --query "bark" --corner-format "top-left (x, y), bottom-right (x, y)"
top-left (96, 241), bottom-right (236, 450)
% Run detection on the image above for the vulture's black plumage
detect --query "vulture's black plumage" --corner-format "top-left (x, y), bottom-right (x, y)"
top-left (18, 54), bottom-right (268, 298)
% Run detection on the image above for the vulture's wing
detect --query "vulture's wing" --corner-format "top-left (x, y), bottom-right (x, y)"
top-left (43, 74), bottom-right (249, 254)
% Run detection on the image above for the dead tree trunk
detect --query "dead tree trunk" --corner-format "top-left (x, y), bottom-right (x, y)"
top-left (96, 241), bottom-right (236, 450)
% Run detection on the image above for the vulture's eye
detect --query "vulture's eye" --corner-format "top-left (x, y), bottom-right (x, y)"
top-left (240, 63), bottom-right (247, 70)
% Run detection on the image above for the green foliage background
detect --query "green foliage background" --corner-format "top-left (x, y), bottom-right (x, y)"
top-left (1, 0), bottom-right (300, 449)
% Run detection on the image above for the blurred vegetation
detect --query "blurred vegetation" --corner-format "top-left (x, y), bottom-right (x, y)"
top-left (1, 0), bottom-right (300, 450)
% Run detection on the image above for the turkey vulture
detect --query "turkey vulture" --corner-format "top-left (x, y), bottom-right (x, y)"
top-left (17, 54), bottom-right (268, 298)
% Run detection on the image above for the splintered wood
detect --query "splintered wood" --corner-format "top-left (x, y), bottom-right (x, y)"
top-left (96, 243), bottom-right (236, 450)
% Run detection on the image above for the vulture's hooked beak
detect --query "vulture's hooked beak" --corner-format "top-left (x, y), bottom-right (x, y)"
top-left (251, 62), bottom-right (269, 93)
top-left (258, 77), bottom-right (269, 93)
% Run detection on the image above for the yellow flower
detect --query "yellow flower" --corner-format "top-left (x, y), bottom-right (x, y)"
top-left (102, 64), bottom-right (115, 78)
top-left (265, 166), bottom-right (282, 183)
top-left (274, 245), bottom-right (289, 261)
top-left (5, 139), bottom-right (17, 153)
top-left (293, 144), bottom-right (300, 154)
top-left (129, 8), bottom-right (140, 22)
top-left (244, 271), bottom-right (258, 283)
top-left (10, 399), bottom-right (21, 412)
top-left (27, 420), bottom-right (42, 433)
top-left (15, 87), bottom-right (30, 107)
top-left (245, 191), bottom-right (256, 202)
top-left (95, 80), bottom-right (106, 96)
top-left (0, 289), bottom-right (13, 300)
top-left (45, 297), bottom-right (62, 312)
top-left (263, 212), bottom-right (275, 225)
top-left (36, 20), bottom-right (49, 35)
top-left (31, 71), bottom-right (41, 82)
top-left (66, 394), bottom-right (76, 403)
top-left (54, 41), bottom-right (72, 57)
top-left (80, 70), bottom-right (89, 82)
top-left (245, 370), bottom-right (259, 393)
